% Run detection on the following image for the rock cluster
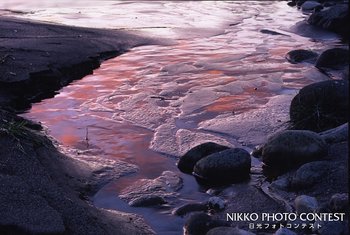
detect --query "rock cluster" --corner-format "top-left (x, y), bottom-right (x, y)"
top-left (178, 143), bottom-right (251, 186)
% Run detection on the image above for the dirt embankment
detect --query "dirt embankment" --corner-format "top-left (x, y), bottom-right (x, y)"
top-left (0, 16), bottom-right (157, 235)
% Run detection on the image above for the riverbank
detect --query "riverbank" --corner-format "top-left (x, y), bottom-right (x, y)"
top-left (0, 16), bottom-right (158, 111)
top-left (0, 16), bottom-right (157, 235)
top-left (0, 1), bottom-right (348, 234)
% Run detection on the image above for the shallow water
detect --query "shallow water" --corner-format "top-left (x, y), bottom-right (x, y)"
top-left (5, 0), bottom-right (345, 233)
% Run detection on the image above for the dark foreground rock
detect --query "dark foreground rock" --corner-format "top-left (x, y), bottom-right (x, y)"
top-left (315, 48), bottom-right (349, 70)
top-left (261, 130), bottom-right (328, 174)
top-left (269, 141), bottom-right (348, 205)
top-left (177, 142), bottom-right (230, 174)
top-left (291, 161), bottom-right (332, 189)
top-left (307, 3), bottom-right (349, 37)
top-left (0, 110), bottom-right (154, 235)
top-left (193, 148), bottom-right (251, 186)
top-left (301, 1), bottom-right (323, 12)
top-left (0, 16), bottom-right (156, 111)
top-left (319, 122), bottom-right (348, 144)
top-left (289, 80), bottom-right (349, 132)
top-left (183, 212), bottom-right (229, 235)
top-left (285, 49), bottom-right (319, 64)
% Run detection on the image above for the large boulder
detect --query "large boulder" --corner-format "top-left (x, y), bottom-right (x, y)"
top-left (301, 1), bottom-right (323, 11)
top-left (291, 161), bottom-right (331, 189)
top-left (285, 49), bottom-right (319, 64)
top-left (315, 48), bottom-right (349, 70)
top-left (262, 130), bottom-right (328, 173)
top-left (294, 195), bottom-right (319, 213)
top-left (307, 4), bottom-right (349, 37)
top-left (193, 148), bottom-right (251, 186)
top-left (290, 80), bottom-right (349, 132)
top-left (177, 142), bottom-right (230, 174)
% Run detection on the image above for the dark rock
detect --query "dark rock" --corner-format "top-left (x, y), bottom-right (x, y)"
top-left (177, 142), bottom-right (230, 174)
top-left (291, 161), bottom-right (331, 189)
top-left (314, 220), bottom-right (346, 235)
top-left (308, 4), bottom-right (349, 37)
top-left (316, 48), bottom-right (349, 70)
top-left (206, 226), bottom-right (255, 235)
top-left (262, 130), bottom-right (328, 173)
top-left (260, 29), bottom-right (288, 36)
top-left (296, 0), bottom-right (307, 7)
top-left (270, 175), bottom-right (291, 191)
top-left (207, 197), bottom-right (226, 211)
top-left (294, 195), bottom-right (318, 213)
top-left (274, 228), bottom-right (297, 235)
top-left (287, 2), bottom-right (297, 7)
top-left (290, 80), bottom-right (349, 132)
top-left (342, 65), bottom-right (349, 80)
top-left (119, 171), bottom-right (182, 207)
top-left (319, 123), bottom-right (348, 144)
top-left (172, 203), bottom-right (207, 216)
top-left (301, 1), bottom-right (323, 11)
top-left (329, 193), bottom-right (349, 212)
top-left (285, 49), bottom-right (319, 64)
top-left (193, 148), bottom-right (251, 186)
top-left (183, 212), bottom-right (229, 235)
top-left (129, 195), bottom-right (166, 207)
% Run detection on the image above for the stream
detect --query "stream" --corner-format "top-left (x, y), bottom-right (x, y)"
top-left (2, 0), bottom-right (345, 234)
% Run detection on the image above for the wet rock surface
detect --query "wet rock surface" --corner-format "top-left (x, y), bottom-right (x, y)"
top-left (172, 203), bottom-right (208, 216)
top-left (285, 49), bottom-right (319, 64)
top-left (261, 130), bottom-right (328, 173)
top-left (301, 1), bottom-right (323, 11)
top-left (289, 80), bottom-right (349, 132)
top-left (177, 142), bottom-right (230, 174)
top-left (193, 148), bottom-right (251, 186)
top-left (119, 171), bottom-right (183, 207)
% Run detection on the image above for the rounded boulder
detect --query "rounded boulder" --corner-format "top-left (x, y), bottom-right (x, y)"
top-left (290, 80), bottom-right (349, 132)
top-left (285, 49), bottom-right (318, 64)
top-left (193, 148), bottom-right (251, 186)
top-left (262, 130), bottom-right (328, 171)
top-left (177, 142), bottom-right (230, 174)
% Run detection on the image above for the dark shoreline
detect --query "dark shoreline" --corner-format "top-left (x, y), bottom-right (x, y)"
top-left (0, 16), bottom-right (157, 235)
top-left (0, 16), bottom-right (158, 111)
